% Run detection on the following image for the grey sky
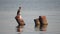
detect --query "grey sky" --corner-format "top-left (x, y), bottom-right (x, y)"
top-left (0, 0), bottom-right (60, 12)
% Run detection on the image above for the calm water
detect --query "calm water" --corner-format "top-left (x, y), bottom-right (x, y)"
top-left (0, 0), bottom-right (60, 34)
top-left (0, 11), bottom-right (60, 34)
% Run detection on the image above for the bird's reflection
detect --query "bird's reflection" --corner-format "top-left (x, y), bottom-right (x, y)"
top-left (16, 25), bottom-right (24, 32)
top-left (35, 25), bottom-right (48, 31)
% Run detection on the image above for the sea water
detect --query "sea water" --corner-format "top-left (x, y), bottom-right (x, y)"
top-left (0, 0), bottom-right (60, 34)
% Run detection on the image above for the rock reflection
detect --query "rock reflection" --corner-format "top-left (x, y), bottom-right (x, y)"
top-left (17, 33), bottom-right (21, 34)
top-left (16, 25), bottom-right (24, 32)
top-left (35, 25), bottom-right (48, 31)
top-left (40, 25), bottom-right (47, 31)
top-left (35, 25), bottom-right (40, 31)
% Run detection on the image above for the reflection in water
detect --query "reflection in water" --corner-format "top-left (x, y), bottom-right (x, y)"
top-left (17, 33), bottom-right (21, 34)
top-left (35, 25), bottom-right (40, 31)
top-left (40, 25), bottom-right (47, 31)
top-left (35, 25), bottom-right (48, 31)
top-left (16, 25), bottom-right (24, 32)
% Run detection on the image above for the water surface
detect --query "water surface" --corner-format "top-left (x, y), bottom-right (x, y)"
top-left (0, 0), bottom-right (60, 34)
